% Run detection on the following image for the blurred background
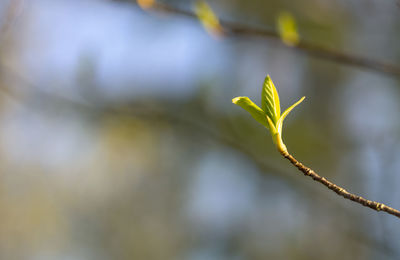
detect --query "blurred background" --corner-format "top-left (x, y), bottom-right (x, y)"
top-left (0, 0), bottom-right (400, 259)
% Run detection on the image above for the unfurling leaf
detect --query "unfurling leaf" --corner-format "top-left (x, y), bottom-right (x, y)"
top-left (232, 75), bottom-right (305, 154)
top-left (232, 97), bottom-right (269, 129)
top-left (277, 96), bottom-right (305, 134)
top-left (261, 75), bottom-right (280, 125)
top-left (277, 11), bottom-right (300, 46)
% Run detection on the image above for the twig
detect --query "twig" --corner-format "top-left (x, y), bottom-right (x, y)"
top-left (280, 149), bottom-right (400, 218)
top-left (147, 2), bottom-right (400, 78)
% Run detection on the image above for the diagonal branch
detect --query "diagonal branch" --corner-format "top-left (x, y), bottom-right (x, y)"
top-left (280, 150), bottom-right (400, 218)
top-left (146, 2), bottom-right (400, 78)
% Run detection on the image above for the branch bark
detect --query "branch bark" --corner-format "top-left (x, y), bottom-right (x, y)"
top-left (146, 2), bottom-right (400, 78)
top-left (281, 150), bottom-right (400, 218)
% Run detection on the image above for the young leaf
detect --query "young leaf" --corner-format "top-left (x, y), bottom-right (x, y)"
top-left (232, 97), bottom-right (270, 129)
top-left (194, 1), bottom-right (223, 37)
top-left (277, 11), bottom-right (300, 46)
top-left (277, 96), bottom-right (305, 134)
top-left (261, 75), bottom-right (281, 125)
top-left (232, 75), bottom-right (305, 154)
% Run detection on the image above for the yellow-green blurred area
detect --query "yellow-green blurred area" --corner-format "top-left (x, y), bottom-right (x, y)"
top-left (0, 0), bottom-right (400, 259)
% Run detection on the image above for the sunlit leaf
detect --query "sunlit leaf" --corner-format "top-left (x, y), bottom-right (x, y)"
top-left (232, 96), bottom-right (270, 129)
top-left (277, 11), bottom-right (300, 46)
top-left (261, 75), bottom-right (281, 125)
top-left (194, 1), bottom-right (223, 37)
top-left (233, 75), bottom-right (305, 153)
top-left (277, 96), bottom-right (305, 134)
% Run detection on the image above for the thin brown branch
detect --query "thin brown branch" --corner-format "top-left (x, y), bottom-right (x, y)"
top-left (281, 150), bottom-right (400, 219)
top-left (147, 2), bottom-right (400, 78)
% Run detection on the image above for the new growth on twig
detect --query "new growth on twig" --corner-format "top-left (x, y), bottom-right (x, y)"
top-left (232, 76), bottom-right (400, 219)
top-left (232, 76), bottom-right (304, 155)
top-left (142, 1), bottom-right (400, 77)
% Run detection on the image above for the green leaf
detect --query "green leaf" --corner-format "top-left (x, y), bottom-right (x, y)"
top-left (277, 11), bottom-right (300, 46)
top-left (194, 1), bottom-right (223, 36)
top-left (266, 114), bottom-right (277, 135)
top-left (261, 75), bottom-right (281, 125)
top-left (232, 96), bottom-right (270, 129)
top-left (277, 96), bottom-right (305, 134)
top-left (232, 75), bottom-right (305, 155)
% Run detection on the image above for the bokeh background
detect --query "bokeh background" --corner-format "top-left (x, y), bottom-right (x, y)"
top-left (0, 0), bottom-right (400, 259)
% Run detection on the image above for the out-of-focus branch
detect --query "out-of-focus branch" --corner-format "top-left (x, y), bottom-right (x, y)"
top-left (145, 1), bottom-right (400, 78)
top-left (0, 66), bottom-right (375, 213)
top-left (0, 66), bottom-right (398, 257)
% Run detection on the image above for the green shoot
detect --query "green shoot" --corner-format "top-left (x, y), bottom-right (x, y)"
top-left (232, 75), bottom-right (305, 154)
